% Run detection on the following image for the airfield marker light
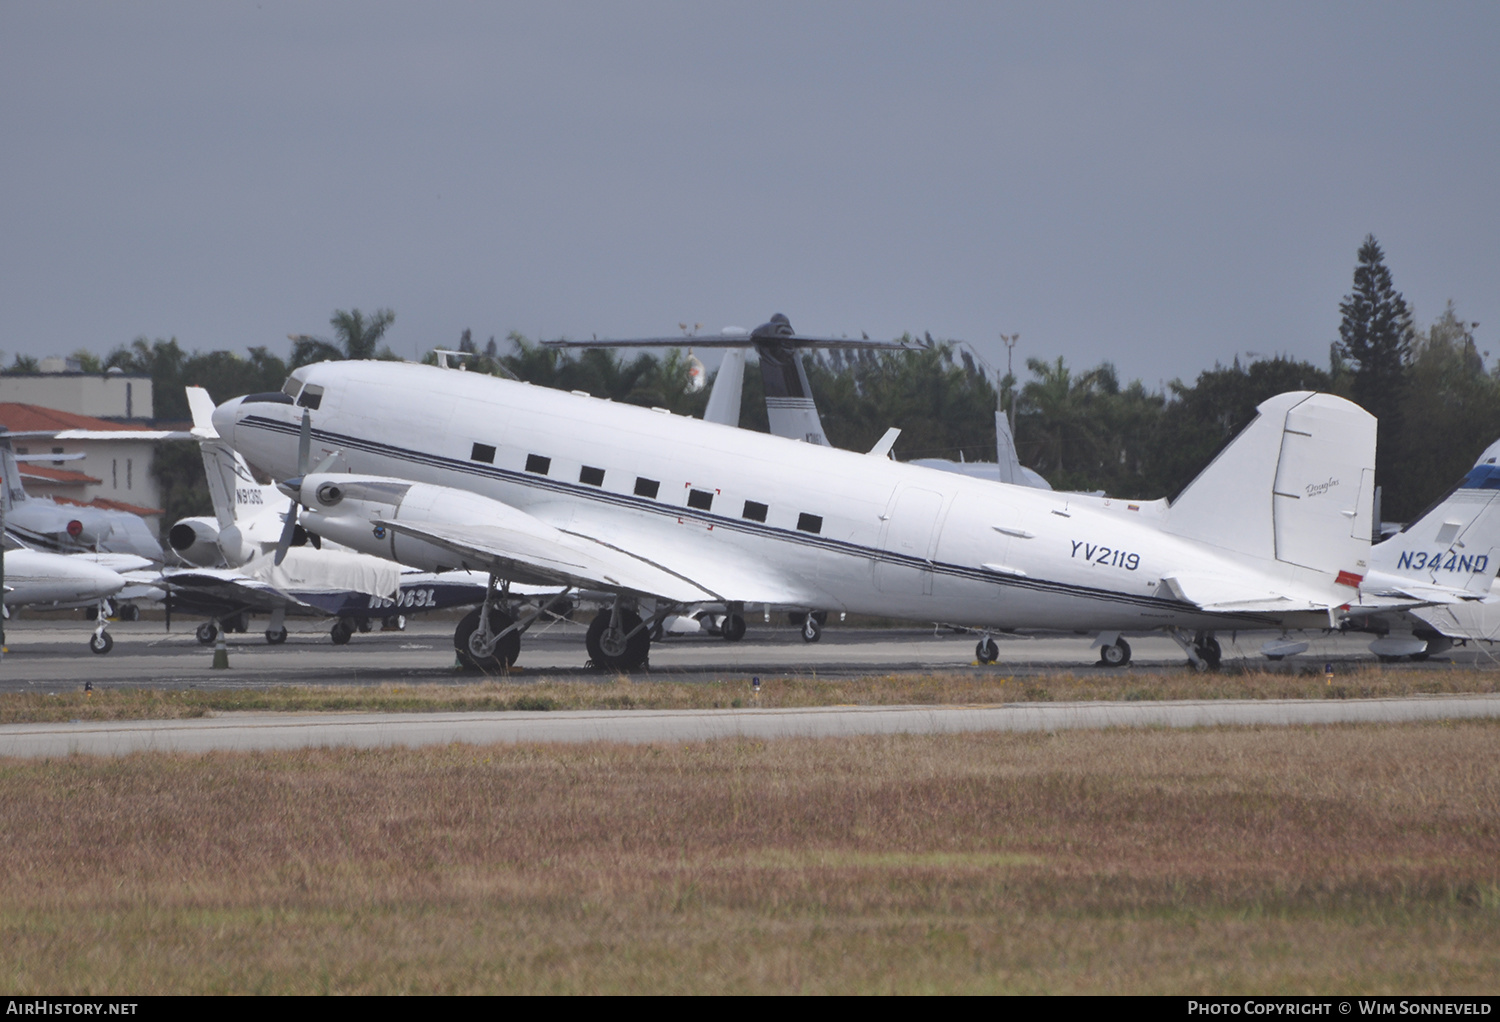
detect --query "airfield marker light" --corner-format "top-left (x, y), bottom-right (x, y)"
top-left (1325, 662), bottom-right (1334, 685)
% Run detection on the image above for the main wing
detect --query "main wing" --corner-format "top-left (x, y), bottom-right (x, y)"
top-left (297, 472), bottom-right (820, 607)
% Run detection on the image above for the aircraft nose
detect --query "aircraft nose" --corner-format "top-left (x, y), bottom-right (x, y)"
top-left (211, 396), bottom-right (245, 444)
top-left (80, 563), bottom-right (126, 599)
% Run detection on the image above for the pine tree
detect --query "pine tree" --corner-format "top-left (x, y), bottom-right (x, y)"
top-left (1335, 235), bottom-right (1414, 505)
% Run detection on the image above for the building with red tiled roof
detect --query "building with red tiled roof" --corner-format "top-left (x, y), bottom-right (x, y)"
top-left (0, 402), bottom-right (180, 527)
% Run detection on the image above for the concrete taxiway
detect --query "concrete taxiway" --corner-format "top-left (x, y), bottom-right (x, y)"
top-left (4, 695), bottom-right (1498, 758)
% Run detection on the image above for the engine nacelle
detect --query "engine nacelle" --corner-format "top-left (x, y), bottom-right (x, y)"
top-left (215, 524), bottom-right (259, 568)
top-left (298, 474), bottom-right (534, 575)
top-left (168, 516), bottom-right (223, 566)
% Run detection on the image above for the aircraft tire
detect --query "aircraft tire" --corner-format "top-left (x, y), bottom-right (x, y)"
top-left (330, 622), bottom-right (354, 645)
top-left (1099, 639), bottom-right (1131, 668)
top-left (196, 623), bottom-right (218, 645)
top-left (801, 616), bottom-right (822, 643)
top-left (976, 637), bottom-right (999, 664)
top-left (586, 608), bottom-right (650, 670)
top-left (89, 631), bottom-right (113, 655)
top-left (454, 607), bottom-right (520, 671)
top-left (722, 612), bottom-right (746, 643)
top-left (265, 627), bottom-right (288, 645)
top-left (356, 617), bottom-right (372, 633)
top-left (119, 603), bottom-right (140, 622)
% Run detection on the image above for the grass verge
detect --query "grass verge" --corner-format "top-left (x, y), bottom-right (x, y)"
top-left (1, 723), bottom-right (1497, 993)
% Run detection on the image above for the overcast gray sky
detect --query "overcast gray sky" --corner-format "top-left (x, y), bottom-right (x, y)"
top-left (2, 1), bottom-right (1496, 389)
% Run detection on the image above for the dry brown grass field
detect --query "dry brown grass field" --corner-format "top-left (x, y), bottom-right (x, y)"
top-left (2, 722), bottom-right (1498, 993)
top-left (5, 664), bottom-right (1500, 724)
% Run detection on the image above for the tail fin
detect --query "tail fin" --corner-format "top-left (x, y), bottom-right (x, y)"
top-left (0, 434), bottom-right (26, 512)
top-left (703, 348), bottom-right (746, 427)
top-left (1368, 462), bottom-right (1500, 597)
top-left (186, 385), bottom-right (269, 530)
top-left (1163, 391), bottom-right (1376, 579)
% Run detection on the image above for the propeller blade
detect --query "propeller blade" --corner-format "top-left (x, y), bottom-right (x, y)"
top-left (296, 409), bottom-right (311, 476)
top-left (273, 497), bottom-right (300, 565)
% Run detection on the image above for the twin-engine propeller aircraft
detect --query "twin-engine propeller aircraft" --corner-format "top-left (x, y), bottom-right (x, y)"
top-left (210, 360), bottom-right (1430, 673)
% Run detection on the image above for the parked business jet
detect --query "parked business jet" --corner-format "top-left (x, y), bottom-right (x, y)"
top-left (207, 360), bottom-right (1427, 674)
top-left (0, 435), bottom-right (165, 563)
top-left (2, 540), bottom-right (130, 653)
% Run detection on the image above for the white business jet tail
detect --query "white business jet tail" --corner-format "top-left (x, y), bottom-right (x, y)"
top-left (1363, 461), bottom-right (1500, 602)
top-left (1162, 391), bottom-right (1376, 587)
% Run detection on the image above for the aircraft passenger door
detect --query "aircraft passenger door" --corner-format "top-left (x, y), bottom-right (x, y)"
top-left (875, 486), bottom-right (946, 596)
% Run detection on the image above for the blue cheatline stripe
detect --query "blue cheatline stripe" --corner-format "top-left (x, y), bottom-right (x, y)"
top-left (243, 415), bottom-right (1218, 616)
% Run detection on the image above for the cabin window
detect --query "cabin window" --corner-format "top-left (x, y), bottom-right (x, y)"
top-left (525, 454), bottom-right (551, 475)
top-left (742, 500), bottom-right (768, 523)
top-left (634, 477), bottom-right (660, 499)
top-left (297, 385), bottom-right (323, 410)
top-left (471, 443), bottom-right (496, 464)
top-left (687, 488), bottom-right (714, 511)
top-left (797, 513), bottom-right (822, 534)
top-left (580, 466), bottom-right (605, 486)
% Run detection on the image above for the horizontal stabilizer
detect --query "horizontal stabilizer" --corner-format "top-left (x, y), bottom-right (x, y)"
top-left (1160, 571), bottom-right (1331, 613)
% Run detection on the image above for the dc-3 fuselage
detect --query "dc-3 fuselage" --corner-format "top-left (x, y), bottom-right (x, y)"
top-left (213, 361), bottom-right (1383, 672)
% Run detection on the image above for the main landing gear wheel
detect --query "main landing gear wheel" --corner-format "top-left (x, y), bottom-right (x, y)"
top-left (265, 627), bottom-right (288, 645)
top-left (195, 622), bottom-right (218, 645)
top-left (1099, 638), bottom-right (1132, 667)
top-left (118, 603), bottom-right (140, 622)
top-left (89, 631), bottom-right (113, 655)
top-left (1189, 633), bottom-right (1221, 672)
top-left (330, 620), bottom-right (354, 645)
top-left (722, 612), bottom-right (746, 643)
top-left (454, 607), bottom-right (521, 672)
top-left (586, 608), bottom-right (651, 671)
top-left (976, 637), bottom-right (1000, 664)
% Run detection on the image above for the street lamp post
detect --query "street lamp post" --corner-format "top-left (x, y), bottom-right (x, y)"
top-left (1000, 332), bottom-right (1020, 433)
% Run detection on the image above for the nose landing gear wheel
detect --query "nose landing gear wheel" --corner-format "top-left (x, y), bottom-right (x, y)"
top-left (89, 631), bottom-right (113, 655)
top-left (330, 621), bottom-right (354, 645)
top-left (195, 622), bottom-right (218, 645)
top-left (265, 627), bottom-right (288, 645)
top-left (801, 615), bottom-right (823, 642)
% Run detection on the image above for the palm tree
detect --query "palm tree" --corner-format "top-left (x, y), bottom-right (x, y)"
top-left (290, 308), bottom-right (396, 366)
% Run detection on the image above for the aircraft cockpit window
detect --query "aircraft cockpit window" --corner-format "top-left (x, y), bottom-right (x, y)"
top-left (471, 443), bottom-right (496, 464)
top-left (742, 500), bottom-right (768, 523)
top-left (281, 376), bottom-right (302, 398)
top-left (797, 513), bottom-right (823, 534)
top-left (687, 489), bottom-right (714, 511)
top-left (579, 466), bottom-right (605, 486)
top-left (242, 392), bottom-right (294, 405)
top-left (296, 385), bottom-right (323, 410)
top-left (634, 477), bottom-right (660, 499)
top-left (525, 454), bottom-right (551, 475)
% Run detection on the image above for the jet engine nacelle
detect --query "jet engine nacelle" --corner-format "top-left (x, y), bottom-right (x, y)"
top-left (168, 516), bottom-right (223, 566)
top-left (215, 524), bottom-right (259, 568)
top-left (298, 475), bottom-right (531, 576)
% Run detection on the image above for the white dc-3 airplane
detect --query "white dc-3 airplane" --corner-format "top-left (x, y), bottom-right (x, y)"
top-left (203, 357), bottom-right (1494, 674)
